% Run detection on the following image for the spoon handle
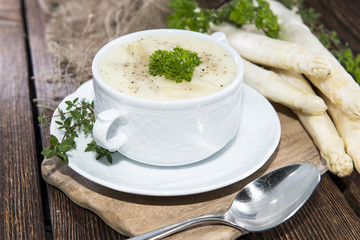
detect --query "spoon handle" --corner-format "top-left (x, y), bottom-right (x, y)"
top-left (128, 213), bottom-right (232, 240)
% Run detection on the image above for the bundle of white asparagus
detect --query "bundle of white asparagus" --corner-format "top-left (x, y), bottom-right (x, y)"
top-left (209, 0), bottom-right (360, 177)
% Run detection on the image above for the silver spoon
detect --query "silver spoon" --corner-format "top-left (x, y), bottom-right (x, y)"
top-left (129, 163), bottom-right (320, 240)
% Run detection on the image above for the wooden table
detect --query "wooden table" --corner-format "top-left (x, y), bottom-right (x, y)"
top-left (1, 0), bottom-right (360, 239)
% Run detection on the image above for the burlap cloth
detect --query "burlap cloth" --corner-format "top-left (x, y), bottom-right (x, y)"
top-left (39, 0), bottom-right (327, 239)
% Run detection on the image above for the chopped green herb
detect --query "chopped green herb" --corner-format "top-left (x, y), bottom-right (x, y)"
top-left (167, 0), bottom-right (217, 33)
top-left (228, 0), bottom-right (280, 38)
top-left (167, 0), bottom-right (280, 38)
top-left (149, 46), bottom-right (202, 83)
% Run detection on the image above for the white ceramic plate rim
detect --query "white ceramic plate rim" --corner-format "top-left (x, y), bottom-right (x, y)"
top-left (50, 80), bottom-right (281, 196)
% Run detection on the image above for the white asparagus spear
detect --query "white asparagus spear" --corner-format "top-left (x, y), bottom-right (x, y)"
top-left (266, 0), bottom-right (360, 119)
top-left (243, 60), bottom-right (327, 115)
top-left (274, 69), bottom-right (353, 176)
top-left (321, 93), bottom-right (360, 173)
top-left (295, 111), bottom-right (353, 177)
top-left (211, 23), bottom-right (331, 78)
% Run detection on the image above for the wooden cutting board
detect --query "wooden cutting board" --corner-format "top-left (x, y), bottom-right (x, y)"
top-left (41, 102), bottom-right (327, 240)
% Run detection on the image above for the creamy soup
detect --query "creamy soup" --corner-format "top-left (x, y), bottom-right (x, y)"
top-left (98, 33), bottom-right (238, 100)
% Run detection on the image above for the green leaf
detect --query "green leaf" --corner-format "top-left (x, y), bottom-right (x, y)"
top-left (85, 145), bottom-right (94, 152)
top-left (81, 109), bottom-right (88, 118)
top-left (55, 120), bottom-right (63, 126)
top-left (64, 117), bottom-right (73, 128)
top-left (59, 145), bottom-right (73, 152)
top-left (85, 141), bottom-right (96, 152)
top-left (62, 136), bottom-right (74, 146)
top-left (70, 110), bottom-right (80, 119)
top-left (49, 134), bottom-right (59, 147)
top-left (56, 152), bottom-right (69, 164)
top-left (106, 154), bottom-right (113, 164)
top-left (58, 108), bottom-right (65, 120)
top-left (41, 146), bottom-right (52, 156)
top-left (71, 131), bottom-right (79, 138)
top-left (46, 149), bottom-right (57, 158)
top-left (65, 100), bottom-right (74, 110)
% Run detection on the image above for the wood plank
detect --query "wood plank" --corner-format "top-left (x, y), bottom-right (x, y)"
top-left (305, 0), bottom-right (360, 220)
top-left (305, 0), bottom-right (360, 53)
top-left (23, 0), bottom-right (126, 238)
top-left (0, 0), bottom-right (45, 239)
top-left (332, 171), bottom-right (360, 217)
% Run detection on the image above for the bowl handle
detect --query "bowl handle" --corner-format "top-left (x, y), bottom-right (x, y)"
top-left (92, 108), bottom-right (128, 152)
top-left (210, 32), bottom-right (228, 44)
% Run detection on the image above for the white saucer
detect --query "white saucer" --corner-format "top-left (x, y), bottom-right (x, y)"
top-left (50, 80), bottom-right (281, 196)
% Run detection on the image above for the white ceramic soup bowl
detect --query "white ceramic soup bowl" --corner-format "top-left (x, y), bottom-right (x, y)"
top-left (92, 29), bottom-right (244, 166)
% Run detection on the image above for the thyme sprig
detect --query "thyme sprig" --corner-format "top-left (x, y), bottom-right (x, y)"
top-left (39, 97), bottom-right (114, 164)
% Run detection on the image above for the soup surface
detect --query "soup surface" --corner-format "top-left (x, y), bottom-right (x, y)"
top-left (98, 33), bottom-right (238, 100)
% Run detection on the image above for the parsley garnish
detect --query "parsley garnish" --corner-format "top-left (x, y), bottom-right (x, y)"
top-left (167, 0), bottom-right (218, 33)
top-left (149, 46), bottom-right (202, 83)
top-left (167, 0), bottom-right (280, 38)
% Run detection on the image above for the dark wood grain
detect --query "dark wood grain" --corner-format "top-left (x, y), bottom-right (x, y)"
top-left (0, 0), bottom-right (45, 239)
top-left (23, 0), bottom-right (127, 239)
top-left (305, 0), bottom-right (360, 54)
top-left (332, 171), bottom-right (360, 217)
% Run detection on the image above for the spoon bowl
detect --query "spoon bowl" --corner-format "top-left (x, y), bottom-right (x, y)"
top-left (228, 163), bottom-right (320, 231)
top-left (129, 163), bottom-right (320, 239)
